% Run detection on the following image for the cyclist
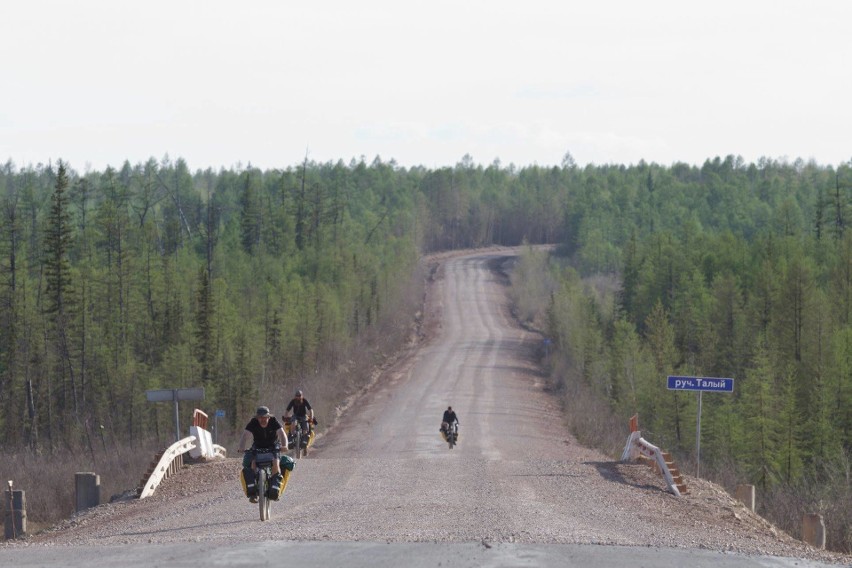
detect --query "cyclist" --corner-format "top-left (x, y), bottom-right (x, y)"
top-left (237, 406), bottom-right (289, 502)
top-left (440, 406), bottom-right (459, 436)
top-left (284, 390), bottom-right (315, 455)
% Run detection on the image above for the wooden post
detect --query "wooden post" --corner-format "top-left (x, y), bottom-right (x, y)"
top-left (75, 472), bottom-right (101, 513)
top-left (735, 484), bottom-right (755, 512)
top-left (802, 513), bottom-right (826, 549)
top-left (4, 483), bottom-right (26, 540)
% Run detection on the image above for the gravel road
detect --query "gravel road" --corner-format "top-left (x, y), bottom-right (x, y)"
top-left (4, 250), bottom-right (849, 566)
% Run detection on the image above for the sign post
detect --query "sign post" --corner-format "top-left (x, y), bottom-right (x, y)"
top-left (145, 388), bottom-right (205, 442)
top-left (666, 376), bottom-right (734, 478)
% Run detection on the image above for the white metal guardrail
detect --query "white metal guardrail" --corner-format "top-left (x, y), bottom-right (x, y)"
top-left (138, 436), bottom-right (197, 499)
top-left (621, 430), bottom-right (684, 496)
top-left (137, 427), bottom-right (226, 499)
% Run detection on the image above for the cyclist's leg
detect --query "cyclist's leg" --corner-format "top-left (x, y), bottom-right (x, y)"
top-left (241, 451), bottom-right (258, 498)
top-left (268, 450), bottom-right (284, 499)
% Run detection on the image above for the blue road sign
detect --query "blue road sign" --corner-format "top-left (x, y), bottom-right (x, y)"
top-left (667, 376), bottom-right (734, 393)
top-left (215, 409), bottom-right (226, 418)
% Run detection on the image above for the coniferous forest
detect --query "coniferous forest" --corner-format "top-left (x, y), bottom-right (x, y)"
top-left (0, 154), bottom-right (850, 549)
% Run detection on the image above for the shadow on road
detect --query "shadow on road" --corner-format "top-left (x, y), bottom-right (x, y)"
top-left (585, 461), bottom-right (665, 493)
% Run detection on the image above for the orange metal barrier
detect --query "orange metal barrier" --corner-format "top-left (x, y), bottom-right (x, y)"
top-left (192, 409), bottom-right (209, 430)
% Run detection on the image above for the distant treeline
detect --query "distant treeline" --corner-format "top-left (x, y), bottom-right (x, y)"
top-left (2, 154), bottom-right (851, 479)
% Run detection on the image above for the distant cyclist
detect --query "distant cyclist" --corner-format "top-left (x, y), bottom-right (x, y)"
top-left (284, 390), bottom-right (315, 454)
top-left (440, 406), bottom-right (459, 435)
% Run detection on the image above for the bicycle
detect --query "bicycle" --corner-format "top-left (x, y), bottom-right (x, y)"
top-left (441, 421), bottom-right (459, 449)
top-left (286, 416), bottom-right (315, 459)
top-left (245, 448), bottom-right (280, 521)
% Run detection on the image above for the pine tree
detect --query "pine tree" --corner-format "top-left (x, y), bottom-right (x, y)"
top-left (0, 174), bottom-right (23, 444)
top-left (194, 265), bottom-right (215, 387)
top-left (44, 162), bottom-right (74, 318)
top-left (43, 161), bottom-right (79, 436)
top-left (738, 343), bottom-right (782, 488)
top-left (239, 171), bottom-right (261, 254)
top-left (643, 300), bottom-right (690, 447)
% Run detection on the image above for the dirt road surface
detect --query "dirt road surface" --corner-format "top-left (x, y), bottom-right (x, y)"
top-left (2, 250), bottom-right (849, 567)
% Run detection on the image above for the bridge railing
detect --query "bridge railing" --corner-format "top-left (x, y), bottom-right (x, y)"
top-left (137, 409), bottom-right (226, 499)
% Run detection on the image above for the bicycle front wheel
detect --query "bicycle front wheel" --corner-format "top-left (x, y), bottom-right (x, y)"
top-left (258, 468), bottom-right (269, 521)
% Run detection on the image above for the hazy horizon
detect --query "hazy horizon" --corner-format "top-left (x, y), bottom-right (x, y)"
top-left (3, 0), bottom-right (851, 172)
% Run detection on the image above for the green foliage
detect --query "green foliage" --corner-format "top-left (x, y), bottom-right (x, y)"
top-left (44, 162), bottom-right (74, 318)
top-left (0, 158), bottom-right (417, 448)
top-left (737, 344), bottom-right (784, 487)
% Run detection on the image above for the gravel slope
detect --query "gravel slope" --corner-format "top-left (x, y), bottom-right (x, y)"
top-left (8, 250), bottom-right (850, 565)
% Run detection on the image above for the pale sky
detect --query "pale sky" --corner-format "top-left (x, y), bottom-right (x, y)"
top-left (2, 1), bottom-right (851, 172)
